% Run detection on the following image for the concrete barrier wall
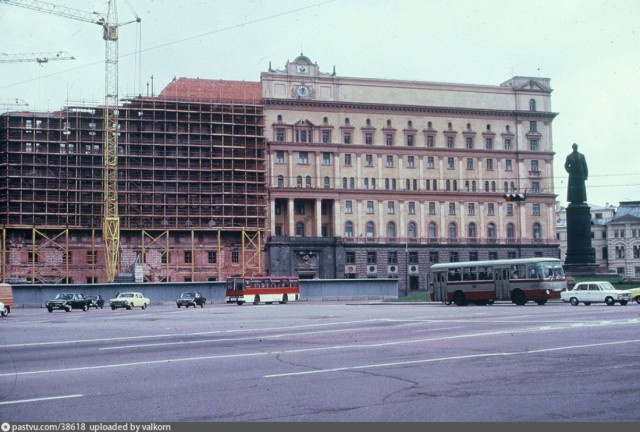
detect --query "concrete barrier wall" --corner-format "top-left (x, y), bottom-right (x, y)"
top-left (10, 279), bottom-right (399, 308)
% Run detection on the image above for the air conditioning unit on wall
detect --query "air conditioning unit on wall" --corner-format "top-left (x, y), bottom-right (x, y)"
top-left (344, 265), bottom-right (356, 274)
top-left (408, 265), bottom-right (419, 275)
top-left (366, 265), bottom-right (377, 275)
top-left (387, 265), bottom-right (398, 274)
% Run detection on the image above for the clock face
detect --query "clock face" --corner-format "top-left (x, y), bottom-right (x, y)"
top-left (297, 85), bottom-right (309, 97)
top-left (296, 65), bottom-right (308, 73)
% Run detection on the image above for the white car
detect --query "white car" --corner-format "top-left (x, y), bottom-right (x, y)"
top-left (561, 281), bottom-right (631, 306)
top-left (109, 292), bottom-right (150, 310)
top-left (0, 301), bottom-right (8, 317)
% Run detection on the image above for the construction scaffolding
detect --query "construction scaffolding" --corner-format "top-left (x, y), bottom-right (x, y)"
top-left (0, 97), bottom-right (267, 283)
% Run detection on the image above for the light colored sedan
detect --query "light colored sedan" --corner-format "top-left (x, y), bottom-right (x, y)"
top-left (621, 287), bottom-right (640, 304)
top-left (109, 292), bottom-right (150, 310)
top-left (561, 281), bottom-right (630, 306)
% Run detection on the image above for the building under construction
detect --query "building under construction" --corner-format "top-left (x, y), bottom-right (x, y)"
top-left (0, 80), bottom-right (267, 283)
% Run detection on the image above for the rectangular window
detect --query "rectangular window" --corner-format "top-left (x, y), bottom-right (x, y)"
top-left (365, 132), bottom-right (373, 145)
top-left (386, 134), bottom-right (393, 146)
top-left (367, 201), bottom-right (374, 214)
top-left (504, 138), bottom-right (512, 150)
top-left (486, 158), bottom-right (494, 170)
top-left (344, 154), bottom-right (352, 165)
top-left (367, 252), bottom-right (377, 264)
top-left (447, 136), bottom-right (454, 148)
top-left (450, 252), bottom-right (459, 262)
top-left (387, 202), bottom-right (395, 214)
top-left (388, 251), bottom-right (398, 264)
top-left (295, 202), bottom-right (305, 215)
top-left (487, 203), bottom-right (495, 216)
top-left (322, 152), bottom-right (331, 165)
top-left (161, 252), bottom-right (169, 264)
top-left (466, 158), bottom-right (473, 170)
top-left (231, 251), bottom-right (240, 264)
top-left (408, 201), bottom-right (416, 215)
top-left (530, 121), bottom-right (537, 132)
top-left (386, 155), bottom-right (394, 167)
top-left (184, 251), bottom-right (193, 264)
top-left (489, 252), bottom-right (498, 260)
top-left (298, 152), bottom-right (309, 164)
top-left (532, 181), bottom-right (540, 193)
top-left (208, 251), bottom-right (217, 264)
top-left (87, 251), bottom-right (96, 265)
top-left (506, 203), bottom-right (513, 216)
top-left (447, 157), bottom-right (455, 169)
top-left (346, 252), bottom-right (356, 264)
top-left (429, 251), bottom-right (439, 264)
top-left (530, 139), bottom-right (538, 151)
top-left (448, 202), bottom-right (456, 215)
top-left (466, 137), bottom-right (473, 149)
top-left (427, 156), bottom-right (435, 169)
top-left (531, 160), bottom-right (539, 172)
top-left (276, 129), bottom-right (285, 142)
top-left (532, 203), bottom-right (541, 216)
top-left (427, 135), bottom-right (434, 148)
top-left (407, 155), bottom-right (415, 168)
top-left (468, 203), bottom-right (475, 216)
top-left (343, 132), bottom-right (351, 144)
top-left (365, 154), bottom-right (373, 167)
top-left (322, 130), bottom-right (330, 143)
top-left (428, 202), bottom-right (436, 215)
top-left (485, 138), bottom-right (493, 149)
top-left (276, 151), bottom-right (285, 163)
top-left (345, 200), bottom-right (353, 214)
top-left (406, 135), bottom-right (414, 147)
top-left (505, 159), bottom-right (512, 171)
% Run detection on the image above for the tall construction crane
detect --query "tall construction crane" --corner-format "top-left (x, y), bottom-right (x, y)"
top-left (0, 51), bottom-right (75, 64)
top-left (0, 0), bottom-right (141, 282)
top-left (0, 98), bottom-right (29, 111)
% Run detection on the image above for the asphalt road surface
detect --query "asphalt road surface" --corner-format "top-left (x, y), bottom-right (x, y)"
top-left (1, 300), bottom-right (639, 423)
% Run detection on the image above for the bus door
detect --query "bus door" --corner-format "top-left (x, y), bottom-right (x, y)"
top-left (494, 268), bottom-right (510, 300)
top-left (433, 271), bottom-right (449, 303)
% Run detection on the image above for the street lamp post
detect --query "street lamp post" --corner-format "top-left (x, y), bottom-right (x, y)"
top-left (404, 242), bottom-right (409, 297)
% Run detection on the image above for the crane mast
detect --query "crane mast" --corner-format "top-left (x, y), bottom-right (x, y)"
top-left (0, 0), bottom-right (139, 282)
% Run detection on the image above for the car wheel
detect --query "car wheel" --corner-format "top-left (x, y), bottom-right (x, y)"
top-left (636, 297), bottom-right (640, 305)
top-left (83, 304), bottom-right (88, 312)
top-left (453, 291), bottom-right (467, 306)
top-left (280, 294), bottom-right (288, 304)
top-left (253, 295), bottom-right (260, 305)
top-left (126, 304), bottom-right (132, 310)
top-left (111, 306), bottom-right (116, 310)
top-left (570, 297), bottom-right (579, 306)
top-left (583, 302), bottom-right (591, 306)
top-left (620, 300), bottom-right (628, 306)
top-left (535, 300), bottom-right (547, 305)
top-left (141, 303), bottom-right (147, 310)
top-left (512, 290), bottom-right (527, 306)
top-left (0, 308), bottom-right (7, 317)
top-left (65, 305), bottom-right (71, 312)
top-left (177, 304), bottom-right (181, 308)
top-left (605, 297), bottom-right (615, 306)
top-left (47, 307), bottom-right (53, 313)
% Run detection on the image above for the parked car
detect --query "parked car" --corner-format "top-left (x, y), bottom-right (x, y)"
top-left (109, 292), bottom-right (150, 310)
top-left (46, 293), bottom-right (92, 312)
top-left (0, 301), bottom-right (8, 317)
top-left (621, 287), bottom-right (640, 304)
top-left (86, 294), bottom-right (105, 309)
top-left (176, 292), bottom-right (206, 308)
top-left (560, 281), bottom-right (631, 306)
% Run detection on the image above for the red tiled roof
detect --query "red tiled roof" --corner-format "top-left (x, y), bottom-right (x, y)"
top-left (158, 77), bottom-right (262, 103)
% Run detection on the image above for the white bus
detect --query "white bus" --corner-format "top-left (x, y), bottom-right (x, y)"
top-left (429, 257), bottom-right (567, 306)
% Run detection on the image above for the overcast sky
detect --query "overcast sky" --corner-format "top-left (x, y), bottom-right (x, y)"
top-left (1, 0), bottom-right (638, 209)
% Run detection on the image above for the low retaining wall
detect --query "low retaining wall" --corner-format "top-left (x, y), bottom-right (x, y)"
top-left (10, 279), bottom-right (399, 308)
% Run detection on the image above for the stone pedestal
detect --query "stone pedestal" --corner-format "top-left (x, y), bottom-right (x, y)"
top-left (564, 203), bottom-right (596, 273)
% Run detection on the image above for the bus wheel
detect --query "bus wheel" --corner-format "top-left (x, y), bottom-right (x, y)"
top-left (512, 290), bottom-right (527, 306)
top-left (453, 291), bottom-right (467, 306)
top-left (253, 295), bottom-right (260, 305)
top-left (280, 294), bottom-right (288, 304)
top-left (236, 301), bottom-right (244, 306)
top-left (535, 300), bottom-right (547, 305)
top-left (487, 299), bottom-right (495, 305)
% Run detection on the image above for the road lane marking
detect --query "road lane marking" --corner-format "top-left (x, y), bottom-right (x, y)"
top-left (0, 394), bottom-right (83, 406)
top-left (264, 338), bottom-right (640, 378)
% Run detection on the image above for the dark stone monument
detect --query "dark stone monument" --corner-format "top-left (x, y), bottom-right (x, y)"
top-left (563, 143), bottom-right (597, 275)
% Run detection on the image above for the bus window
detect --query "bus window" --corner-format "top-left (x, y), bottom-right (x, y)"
top-left (478, 266), bottom-right (493, 280)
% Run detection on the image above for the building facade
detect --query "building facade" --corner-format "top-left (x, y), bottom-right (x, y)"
top-left (262, 55), bottom-right (560, 291)
top-left (1, 54), bottom-right (562, 292)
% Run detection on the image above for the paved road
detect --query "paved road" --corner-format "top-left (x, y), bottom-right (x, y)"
top-left (1, 300), bottom-right (639, 422)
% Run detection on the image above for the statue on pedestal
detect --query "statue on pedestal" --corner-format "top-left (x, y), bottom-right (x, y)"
top-left (564, 143), bottom-right (588, 203)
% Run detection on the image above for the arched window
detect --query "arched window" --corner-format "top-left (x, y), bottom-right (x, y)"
top-left (529, 99), bottom-right (536, 111)
top-left (472, 181), bottom-right (476, 192)
top-left (408, 222), bottom-right (417, 239)
top-left (448, 222), bottom-right (458, 239)
top-left (487, 223), bottom-right (496, 239)
top-left (349, 177), bottom-right (355, 189)
top-left (305, 176), bottom-right (312, 187)
top-left (366, 221), bottom-right (376, 238)
top-left (344, 221), bottom-right (353, 237)
top-left (323, 176), bottom-right (330, 188)
top-left (484, 181), bottom-right (489, 192)
top-left (387, 222), bottom-right (396, 239)
top-left (345, 118), bottom-right (350, 125)
top-left (433, 179), bottom-right (437, 191)
top-left (428, 222), bottom-right (437, 240)
top-left (277, 175), bottom-right (284, 187)
top-left (491, 181), bottom-right (496, 192)
top-left (506, 223), bottom-right (515, 239)
top-left (504, 181), bottom-right (509, 193)
top-left (446, 180), bottom-right (451, 191)
top-left (532, 223), bottom-right (541, 240)
top-left (296, 176), bottom-right (302, 187)
top-left (453, 180), bottom-right (457, 191)
top-left (468, 223), bottom-right (477, 238)
top-left (510, 181), bottom-right (515, 192)
top-left (296, 222), bottom-right (305, 237)
top-left (371, 178), bottom-right (376, 189)
top-left (342, 177), bottom-right (347, 188)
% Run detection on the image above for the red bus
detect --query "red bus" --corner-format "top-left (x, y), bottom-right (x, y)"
top-left (225, 276), bottom-right (300, 305)
top-left (430, 257), bottom-right (567, 306)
